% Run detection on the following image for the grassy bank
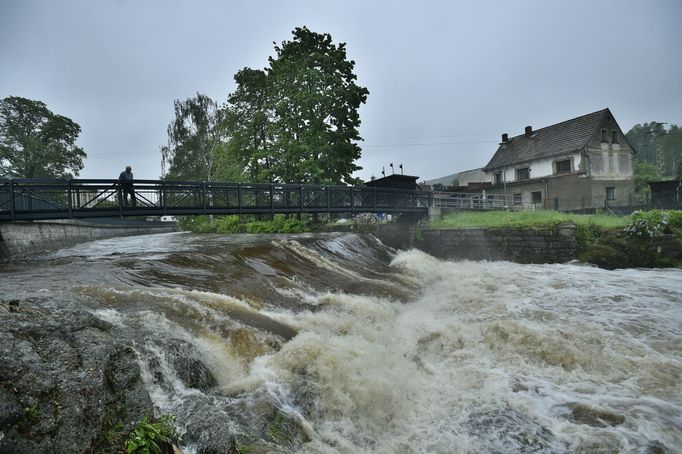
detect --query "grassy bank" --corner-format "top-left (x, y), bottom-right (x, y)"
top-left (429, 210), bottom-right (627, 229)
top-left (429, 210), bottom-right (682, 268)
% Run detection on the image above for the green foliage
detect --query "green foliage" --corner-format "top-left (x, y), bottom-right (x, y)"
top-left (161, 93), bottom-right (244, 182)
top-left (626, 122), bottom-right (682, 178)
top-left (125, 415), bottom-right (179, 454)
top-left (633, 159), bottom-right (659, 198)
top-left (223, 27), bottom-right (368, 185)
top-left (624, 210), bottom-right (670, 239)
top-left (430, 211), bottom-right (627, 230)
top-left (215, 215), bottom-right (242, 233)
top-left (668, 210), bottom-right (682, 228)
top-left (0, 96), bottom-right (86, 178)
top-left (176, 215), bottom-right (217, 233)
top-left (177, 214), bottom-right (309, 234)
top-left (245, 214), bottom-right (308, 233)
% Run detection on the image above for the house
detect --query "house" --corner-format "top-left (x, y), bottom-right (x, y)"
top-left (479, 108), bottom-right (636, 211)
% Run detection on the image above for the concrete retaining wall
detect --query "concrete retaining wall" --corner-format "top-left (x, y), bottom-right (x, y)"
top-left (373, 224), bottom-right (577, 263)
top-left (0, 220), bottom-right (177, 260)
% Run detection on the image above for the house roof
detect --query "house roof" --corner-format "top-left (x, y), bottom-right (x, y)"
top-left (483, 108), bottom-right (611, 171)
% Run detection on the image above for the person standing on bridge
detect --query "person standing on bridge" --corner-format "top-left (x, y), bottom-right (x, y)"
top-left (118, 165), bottom-right (136, 207)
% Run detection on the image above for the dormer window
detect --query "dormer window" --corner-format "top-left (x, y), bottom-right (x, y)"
top-left (601, 129), bottom-right (608, 142)
top-left (612, 131), bottom-right (618, 143)
top-left (516, 167), bottom-right (530, 181)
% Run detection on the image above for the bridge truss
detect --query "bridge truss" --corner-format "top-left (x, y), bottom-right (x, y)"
top-left (0, 179), bottom-right (431, 221)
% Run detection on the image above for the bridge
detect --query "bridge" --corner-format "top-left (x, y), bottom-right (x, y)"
top-left (0, 179), bottom-right (431, 221)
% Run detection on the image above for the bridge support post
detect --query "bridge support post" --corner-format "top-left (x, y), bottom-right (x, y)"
top-left (9, 180), bottom-right (16, 221)
top-left (67, 180), bottom-right (73, 218)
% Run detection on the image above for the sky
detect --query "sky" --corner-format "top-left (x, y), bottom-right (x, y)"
top-left (1, 0), bottom-right (681, 183)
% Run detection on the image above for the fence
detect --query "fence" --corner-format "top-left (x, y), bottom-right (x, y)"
top-left (0, 179), bottom-right (431, 221)
top-left (432, 191), bottom-right (645, 213)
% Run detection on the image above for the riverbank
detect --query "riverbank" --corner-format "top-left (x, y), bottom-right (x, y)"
top-left (0, 219), bottom-right (177, 260)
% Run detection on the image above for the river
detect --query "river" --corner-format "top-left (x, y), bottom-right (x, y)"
top-left (2, 232), bottom-right (681, 453)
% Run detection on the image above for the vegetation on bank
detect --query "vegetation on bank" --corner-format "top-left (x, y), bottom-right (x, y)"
top-left (429, 210), bottom-right (682, 268)
top-left (178, 214), bottom-right (310, 234)
top-left (429, 210), bottom-right (628, 230)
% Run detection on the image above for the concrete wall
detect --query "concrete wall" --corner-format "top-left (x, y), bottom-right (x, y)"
top-left (0, 219), bottom-right (176, 260)
top-left (373, 223), bottom-right (577, 263)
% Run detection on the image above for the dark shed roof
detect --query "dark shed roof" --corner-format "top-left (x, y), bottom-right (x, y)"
top-left (364, 174), bottom-right (420, 190)
top-left (483, 108), bottom-right (611, 171)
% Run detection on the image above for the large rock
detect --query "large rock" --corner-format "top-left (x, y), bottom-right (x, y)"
top-left (0, 298), bottom-right (153, 453)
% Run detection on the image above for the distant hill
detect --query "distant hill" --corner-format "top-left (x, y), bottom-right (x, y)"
top-left (422, 173), bottom-right (458, 186)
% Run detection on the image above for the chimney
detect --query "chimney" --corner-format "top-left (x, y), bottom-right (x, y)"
top-left (525, 126), bottom-right (533, 138)
top-left (501, 133), bottom-right (509, 143)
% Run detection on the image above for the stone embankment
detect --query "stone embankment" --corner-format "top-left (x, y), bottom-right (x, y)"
top-left (373, 224), bottom-right (577, 263)
top-left (0, 219), bottom-right (176, 260)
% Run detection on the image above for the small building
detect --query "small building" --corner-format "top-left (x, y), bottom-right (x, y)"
top-left (479, 108), bottom-right (636, 211)
top-left (364, 174), bottom-right (421, 190)
top-left (650, 180), bottom-right (682, 209)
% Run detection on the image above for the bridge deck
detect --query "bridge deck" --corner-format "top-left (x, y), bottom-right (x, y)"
top-left (0, 179), bottom-right (430, 221)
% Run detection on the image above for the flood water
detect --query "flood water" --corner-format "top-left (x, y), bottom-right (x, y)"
top-left (2, 232), bottom-right (681, 453)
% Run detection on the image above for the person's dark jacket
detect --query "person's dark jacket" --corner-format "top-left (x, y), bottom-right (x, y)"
top-left (119, 171), bottom-right (134, 185)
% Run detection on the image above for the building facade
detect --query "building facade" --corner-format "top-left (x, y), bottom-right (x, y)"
top-left (478, 108), bottom-right (636, 211)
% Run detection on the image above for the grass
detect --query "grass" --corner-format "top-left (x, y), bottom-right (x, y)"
top-left (429, 210), bottom-right (628, 229)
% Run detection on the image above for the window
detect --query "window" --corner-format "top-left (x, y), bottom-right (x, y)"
top-left (606, 187), bottom-right (615, 200)
top-left (601, 129), bottom-right (608, 142)
top-left (532, 191), bottom-right (542, 204)
top-left (513, 193), bottom-right (522, 206)
top-left (612, 131), bottom-right (618, 143)
top-left (555, 159), bottom-right (571, 174)
top-left (494, 171), bottom-right (502, 184)
top-left (515, 167), bottom-right (530, 181)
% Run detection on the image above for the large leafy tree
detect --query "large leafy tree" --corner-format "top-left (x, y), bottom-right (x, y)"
top-left (161, 93), bottom-right (240, 181)
top-left (0, 96), bottom-right (86, 178)
top-left (223, 68), bottom-right (274, 182)
top-left (224, 27), bottom-right (369, 185)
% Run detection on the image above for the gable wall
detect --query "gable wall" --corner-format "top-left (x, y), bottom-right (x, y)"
top-left (586, 114), bottom-right (635, 179)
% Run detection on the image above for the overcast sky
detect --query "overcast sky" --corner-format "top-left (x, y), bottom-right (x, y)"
top-left (1, 0), bottom-right (681, 182)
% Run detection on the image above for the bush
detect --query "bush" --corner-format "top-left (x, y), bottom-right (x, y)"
top-left (215, 215), bottom-right (242, 233)
top-left (177, 215), bottom-right (217, 233)
top-left (126, 415), bottom-right (180, 454)
top-left (668, 210), bottom-right (682, 228)
top-left (624, 210), bottom-right (670, 239)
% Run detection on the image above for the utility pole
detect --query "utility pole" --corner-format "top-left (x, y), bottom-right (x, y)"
top-left (650, 122), bottom-right (668, 177)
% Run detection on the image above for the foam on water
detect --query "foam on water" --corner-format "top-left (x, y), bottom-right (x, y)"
top-left (7, 232), bottom-right (680, 452)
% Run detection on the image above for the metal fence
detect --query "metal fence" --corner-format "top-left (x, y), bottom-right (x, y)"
top-left (432, 191), bottom-right (644, 213)
top-left (0, 179), bottom-right (431, 221)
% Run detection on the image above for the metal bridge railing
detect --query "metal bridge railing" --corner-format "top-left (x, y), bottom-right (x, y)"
top-left (0, 179), bottom-right (431, 221)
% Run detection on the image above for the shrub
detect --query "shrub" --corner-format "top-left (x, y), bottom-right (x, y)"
top-left (624, 210), bottom-right (670, 239)
top-left (126, 415), bottom-right (180, 454)
top-left (214, 215), bottom-right (242, 234)
top-left (668, 210), bottom-right (682, 228)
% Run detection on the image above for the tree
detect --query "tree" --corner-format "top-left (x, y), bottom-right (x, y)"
top-left (223, 27), bottom-right (369, 185)
top-left (633, 159), bottom-right (658, 200)
top-left (626, 122), bottom-right (682, 177)
top-left (161, 93), bottom-right (240, 181)
top-left (223, 68), bottom-right (274, 182)
top-left (0, 96), bottom-right (86, 178)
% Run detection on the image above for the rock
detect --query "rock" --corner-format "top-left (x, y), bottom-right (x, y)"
top-left (0, 297), bottom-right (154, 453)
top-left (566, 403), bottom-right (625, 427)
